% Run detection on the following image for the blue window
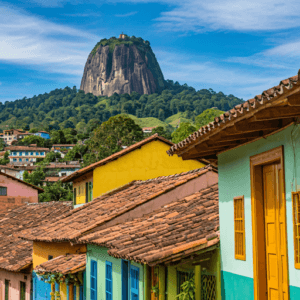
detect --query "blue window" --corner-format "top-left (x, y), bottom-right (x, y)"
top-left (30, 152), bottom-right (33, 156)
top-left (25, 152), bottom-right (28, 155)
top-left (130, 266), bottom-right (139, 300)
top-left (73, 285), bottom-right (77, 300)
top-left (26, 159), bottom-right (29, 162)
top-left (41, 152), bottom-right (44, 155)
top-left (90, 260), bottom-right (97, 300)
top-left (36, 152), bottom-right (39, 156)
top-left (13, 152), bottom-right (16, 156)
top-left (79, 285), bottom-right (84, 300)
top-left (122, 260), bottom-right (129, 300)
top-left (19, 158), bottom-right (22, 162)
top-left (13, 158), bottom-right (17, 162)
top-left (106, 261), bottom-right (112, 300)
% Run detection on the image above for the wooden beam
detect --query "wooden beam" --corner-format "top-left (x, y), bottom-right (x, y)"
top-left (288, 93), bottom-right (300, 106)
top-left (220, 131), bottom-right (265, 141)
top-left (254, 106), bottom-right (300, 121)
top-left (234, 120), bottom-right (282, 132)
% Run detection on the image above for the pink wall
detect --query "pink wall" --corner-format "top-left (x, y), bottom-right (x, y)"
top-left (0, 269), bottom-right (31, 300)
top-left (0, 174), bottom-right (38, 212)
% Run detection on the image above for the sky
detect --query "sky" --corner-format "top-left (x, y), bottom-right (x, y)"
top-left (0, 0), bottom-right (300, 103)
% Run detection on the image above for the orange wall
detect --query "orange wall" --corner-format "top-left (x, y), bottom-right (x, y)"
top-left (32, 241), bottom-right (86, 268)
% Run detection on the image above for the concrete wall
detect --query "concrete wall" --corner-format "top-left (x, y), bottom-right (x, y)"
top-left (0, 269), bottom-right (31, 300)
top-left (218, 124), bottom-right (300, 299)
top-left (86, 245), bottom-right (144, 300)
top-left (92, 140), bottom-right (204, 199)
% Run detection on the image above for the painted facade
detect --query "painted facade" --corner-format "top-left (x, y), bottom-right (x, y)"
top-left (218, 124), bottom-right (300, 299)
top-left (0, 269), bottom-right (31, 300)
top-left (86, 246), bottom-right (144, 300)
top-left (0, 172), bottom-right (41, 212)
top-left (73, 172), bottom-right (93, 207)
top-left (32, 242), bottom-right (87, 300)
top-left (93, 140), bottom-right (203, 198)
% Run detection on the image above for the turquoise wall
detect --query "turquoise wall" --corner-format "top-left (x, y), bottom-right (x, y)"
top-left (86, 245), bottom-right (144, 300)
top-left (218, 124), bottom-right (300, 293)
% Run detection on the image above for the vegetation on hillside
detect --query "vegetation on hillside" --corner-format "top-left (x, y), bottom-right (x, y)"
top-left (0, 82), bottom-right (243, 132)
top-left (91, 34), bottom-right (151, 55)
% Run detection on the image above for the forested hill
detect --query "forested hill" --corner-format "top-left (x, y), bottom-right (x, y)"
top-left (0, 80), bottom-right (243, 131)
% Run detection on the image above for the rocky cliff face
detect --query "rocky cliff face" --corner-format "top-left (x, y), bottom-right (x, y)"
top-left (80, 40), bottom-right (165, 97)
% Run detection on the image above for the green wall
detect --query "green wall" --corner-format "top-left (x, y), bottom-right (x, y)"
top-left (86, 245), bottom-right (144, 300)
top-left (218, 124), bottom-right (300, 292)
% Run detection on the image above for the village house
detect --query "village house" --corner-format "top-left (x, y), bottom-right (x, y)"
top-left (0, 129), bottom-right (31, 145)
top-left (168, 70), bottom-right (300, 300)
top-left (62, 134), bottom-right (204, 208)
top-left (4, 145), bottom-right (49, 165)
top-left (0, 171), bottom-right (43, 212)
top-left (0, 201), bottom-right (71, 300)
top-left (19, 166), bottom-right (219, 300)
top-left (33, 131), bottom-right (50, 140)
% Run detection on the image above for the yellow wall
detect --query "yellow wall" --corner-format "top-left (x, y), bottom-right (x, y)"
top-left (32, 241), bottom-right (86, 268)
top-left (73, 172), bottom-right (93, 205)
top-left (92, 140), bottom-right (203, 199)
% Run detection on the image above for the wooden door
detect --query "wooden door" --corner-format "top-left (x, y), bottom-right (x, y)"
top-left (263, 163), bottom-right (288, 300)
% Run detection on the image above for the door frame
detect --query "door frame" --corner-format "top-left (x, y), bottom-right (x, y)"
top-left (250, 145), bottom-right (289, 300)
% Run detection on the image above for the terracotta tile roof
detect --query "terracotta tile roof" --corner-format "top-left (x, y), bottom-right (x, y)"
top-left (19, 165), bottom-right (216, 243)
top-left (34, 254), bottom-right (86, 275)
top-left (0, 171), bottom-right (44, 192)
top-left (0, 201), bottom-right (72, 272)
top-left (43, 177), bottom-right (62, 182)
top-left (5, 146), bottom-right (50, 151)
top-left (79, 184), bottom-right (219, 266)
top-left (52, 144), bottom-right (76, 147)
top-left (167, 71), bottom-right (300, 158)
top-left (62, 134), bottom-right (173, 183)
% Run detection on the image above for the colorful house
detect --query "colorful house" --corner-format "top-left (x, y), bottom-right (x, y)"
top-left (79, 182), bottom-right (220, 300)
top-left (5, 145), bottom-right (49, 165)
top-left (34, 131), bottom-right (51, 139)
top-left (62, 134), bottom-right (204, 207)
top-left (168, 71), bottom-right (300, 299)
top-left (0, 201), bottom-right (71, 300)
top-left (21, 166), bottom-right (219, 300)
top-left (0, 171), bottom-right (43, 212)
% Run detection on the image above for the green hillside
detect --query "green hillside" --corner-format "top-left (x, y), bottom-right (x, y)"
top-left (0, 81), bottom-right (243, 132)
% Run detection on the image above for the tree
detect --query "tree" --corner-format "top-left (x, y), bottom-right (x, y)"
top-left (18, 135), bottom-right (47, 147)
top-left (150, 126), bottom-right (172, 140)
top-left (50, 130), bottom-right (66, 144)
top-left (171, 122), bottom-right (196, 144)
top-left (195, 108), bottom-right (224, 129)
top-left (0, 152), bottom-right (10, 165)
top-left (0, 139), bottom-right (5, 151)
top-left (37, 151), bottom-right (62, 166)
top-left (83, 115), bottom-right (143, 166)
top-left (23, 167), bottom-right (45, 187)
top-left (64, 144), bottom-right (88, 162)
top-left (39, 181), bottom-right (73, 202)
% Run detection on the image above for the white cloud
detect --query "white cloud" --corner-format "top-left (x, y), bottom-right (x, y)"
top-left (0, 5), bottom-right (100, 76)
top-left (115, 11), bottom-right (138, 17)
top-left (154, 49), bottom-right (287, 100)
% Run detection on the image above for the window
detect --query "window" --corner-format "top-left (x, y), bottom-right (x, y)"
top-left (73, 188), bottom-right (77, 206)
top-left (25, 152), bottom-right (28, 156)
top-left (13, 152), bottom-right (16, 156)
top-left (91, 260), bottom-right (97, 300)
top-left (5, 280), bottom-right (9, 300)
top-left (41, 152), bottom-right (44, 155)
top-left (106, 261), bottom-right (113, 300)
top-left (19, 158), bottom-right (22, 162)
top-left (13, 158), bottom-right (17, 162)
top-left (293, 192), bottom-right (300, 269)
top-left (0, 187), bottom-right (7, 196)
top-left (36, 152), bottom-right (39, 156)
top-left (26, 159), bottom-right (29, 162)
top-left (30, 152), bottom-right (33, 156)
top-left (89, 182), bottom-right (93, 202)
top-left (122, 260), bottom-right (129, 300)
top-left (48, 255), bottom-right (53, 260)
top-left (234, 196), bottom-right (246, 260)
top-left (20, 281), bottom-right (26, 300)
top-left (130, 266), bottom-right (139, 300)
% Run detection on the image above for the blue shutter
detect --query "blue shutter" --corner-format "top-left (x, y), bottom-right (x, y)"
top-left (79, 285), bottom-right (84, 300)
top-left (90, 260), bottom-right (97, 300)
top-left (74, 285), bottom-right (77, 300)
top-left (130, 266), bottom-right (139, 300)
top-left (105, 261), bottom-right (113, 300)
top-left (122, 260), bottom-right (129, 300)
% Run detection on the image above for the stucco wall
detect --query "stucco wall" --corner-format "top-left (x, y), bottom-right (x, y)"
top-left (86, 245), bottom-right (144, 300)
top-left (0, 269), bottom-right (31, 300)
top-left (92, 140), bottom-right (204, 199)
top-left (73, 172), bottom-right (93, 205)
top-left (32, 241), bottom-right (86, 268)
top-left (218, 124), bottom-right (300, 297)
